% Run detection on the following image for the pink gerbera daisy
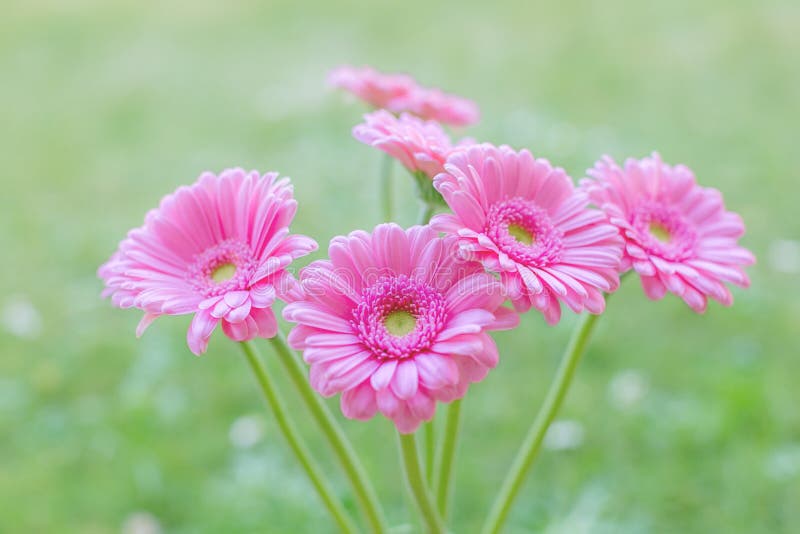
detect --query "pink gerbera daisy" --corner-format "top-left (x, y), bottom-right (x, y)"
top-left (283, 224), bottom-right (518, 433)
top-left (431, 144), bottom-right (624, 325)
top-left (327, 65), bottom-right (417, 110)
top-left (352, 110), bottom-right (473, 179)
top-left (391, 87), bottom-right (480, 128)
top-left (328, 64), bottom-right (480, 127)
top-left (98, 168), bottom-right (317, 355)
top-left (581, 153), bottom-right (755, 312)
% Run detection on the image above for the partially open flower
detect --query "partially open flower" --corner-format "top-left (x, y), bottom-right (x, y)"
top-left (327, 65), bottom-right (417, 110)
top-left (353, 110), bottom-right (473, 179)
top-left (283, 224), bottom-right (518, 433)
top-left (582, 153), bottom-right (755, 312)
top-left (328, 64), bottom-right (479, 127)
top-left (432, 144), bottom-right (623, 325)
top-left (98, 168), bottom-right (317, 354)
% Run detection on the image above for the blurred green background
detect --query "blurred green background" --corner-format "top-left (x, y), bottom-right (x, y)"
top-left (1, 0), bottom-right (798, 532)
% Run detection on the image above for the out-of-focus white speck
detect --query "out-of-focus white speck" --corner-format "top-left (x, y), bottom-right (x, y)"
top-left (765, 444), bottom-right (800, 481)
top-left (544, 420), bottom-right (585, 451)
top-left (608, 369), bottom-right (649, 410)
top-left (1, 295), bottom-right (42, 339)
top-left (229, 414), bottom-right (264, 449)
top-left (122, 511), bottom-right (162, 534)
top-left (768, 239), bottom-right (800, 274)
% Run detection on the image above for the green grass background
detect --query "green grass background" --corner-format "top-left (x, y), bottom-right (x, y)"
top-left (1, 1), bottom-right (798, 532)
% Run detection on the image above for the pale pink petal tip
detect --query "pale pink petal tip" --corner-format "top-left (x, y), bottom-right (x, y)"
top-left (582, 153), bottom-right (754, 312)
top-left (430, 143), bottom-right (625, 325)
top-left (284, 223), bottom-right (517, 434)
top-left (99, 168), bottom-right (317, 354)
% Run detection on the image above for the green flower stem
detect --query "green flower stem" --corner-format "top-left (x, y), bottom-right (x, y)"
top-left (381, 153), bottom-right (393, 221)
top-left (418, 202), bottom-right (435, 225)
top-left (481, 312), bottom-right (602, 534)
top-left (267, 333), bottom-right (389, 534)
top-left (424, 421), bottom-right (435, 485)
top-left (434, 398), bottom-right (462, 519)
top-left (239, 341), bottom-right (357, 534)
top-left (397, 432), bottom-right (446, 534)
top-left (417, 200), bottom-right (437, 489)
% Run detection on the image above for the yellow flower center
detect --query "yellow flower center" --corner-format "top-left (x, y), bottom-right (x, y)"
top-left (211, 262), bottom-right (237, 283)
top-left (649, 222), bottom-right (671, 243)
top-left (384, 310), bottom-right (417, 337)
top-left (508, 223), bottom-right (535, 245)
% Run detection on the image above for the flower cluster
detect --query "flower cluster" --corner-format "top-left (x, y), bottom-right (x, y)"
top-left (100, 66), bottom-right (754, 437)
top-left (97, 64), bottom-right (757, 534)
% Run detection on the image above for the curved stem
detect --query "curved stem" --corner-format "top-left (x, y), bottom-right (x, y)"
top-left (424, 421), bottom-right (435, 486)
top-left (420, 202), bottom-right (437, 489)
top-left (397, 432), bottom-right (446, 534)
top-left (434, 398), bottom-right (462, 519)
top-left (481, 312), bottom-right (601, 534)
top-left (239, 341), bottom-right (357, 534)
top-left (381, 153), bottom-right (393, 222)
top-left (267, 333), bottom-right (389, 534)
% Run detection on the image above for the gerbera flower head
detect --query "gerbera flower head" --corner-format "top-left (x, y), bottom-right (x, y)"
top-left (98, 168), bottom-right (317, 355)
top-left (391, 87), bottom-right (480, 128)
top-left (327, 65), bottom-right (417, 110)
top-left (283, 223), bottom-right (518, 433)
top-left (431, 144), bottom-right (624, 325)
top-left (582, 153), bottom-right (755, 312)
top-left (353, 110), bottom-right (473, 180)
top-left (328, 64), bottom-right (479, 127)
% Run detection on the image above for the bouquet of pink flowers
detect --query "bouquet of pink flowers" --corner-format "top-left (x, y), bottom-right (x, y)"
top-left (99, 65), bottom-right (754, 533)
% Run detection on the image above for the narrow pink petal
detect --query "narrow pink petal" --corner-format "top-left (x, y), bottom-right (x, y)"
top-left (414, 353), bottom-right (459, 389)
top-left (340, 381), bottom-right (378, 421)
top-left (225, 300), bottom-right (252, 323)
top-left (326, 357), bottom-right (381, 392)
top-left (431, 334), bottom-right (484, 357)
top-left (407, 391), bottom-right (436, 421)
top-left (640, 275), bottom-right (667, 300)
top-left (136, 312), bottom-right (159, 337)
top-left (490, 307), bottom-right (519, 330)
top-left (376, 388), bottom-right (403, 418)
top-left (391, 360), bottom-right (419, 400)
top-left (187, 310), bottom-right (218, 355)
top-left (393, 404), bottom-right (423, 434)
top-left (251, 307), bottom-right (278, 339)
top-left (370, 360), bottom-right (398, 391)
